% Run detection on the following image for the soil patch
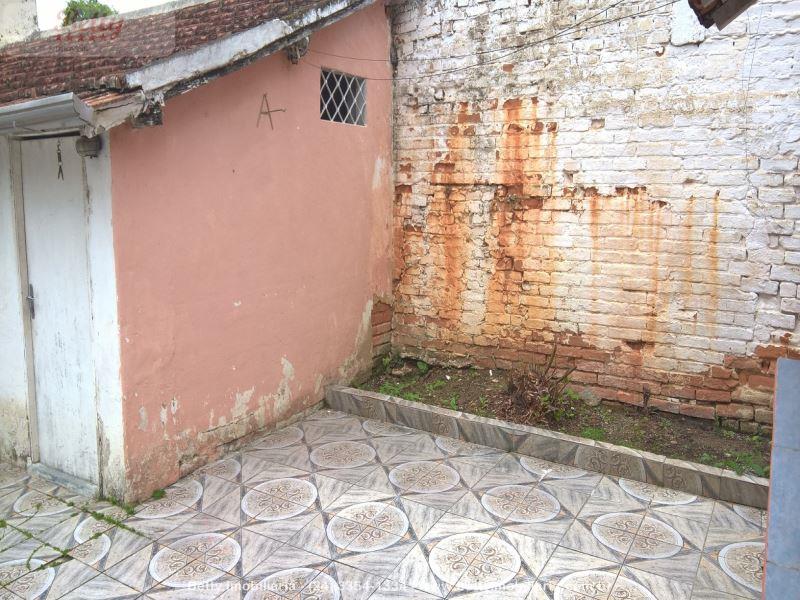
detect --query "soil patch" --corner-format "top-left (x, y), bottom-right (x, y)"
top-left (358, 359), bottom-right (771, 477)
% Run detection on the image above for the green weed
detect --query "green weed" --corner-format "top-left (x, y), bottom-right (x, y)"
top-left (699, 451), bottom-right (769, 477)
top-left (581, 427), bottom-right (606, 441)
top-left (448, 395), bottom-right (459, 411)
top-left (475, 396), bottom-right (492, 417)
top-left (424, 379), bottom-right (447, 394)
top-left (416, 361), bottom-right (430, 375)
top-left (379, 382), bottom-right (405, 396)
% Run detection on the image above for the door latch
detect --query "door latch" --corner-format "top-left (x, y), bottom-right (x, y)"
top-left (27, 284), bottom-right (35, 319)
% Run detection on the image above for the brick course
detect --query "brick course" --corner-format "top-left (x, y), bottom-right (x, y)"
top-left (390, 0), bottom-right (800, 430)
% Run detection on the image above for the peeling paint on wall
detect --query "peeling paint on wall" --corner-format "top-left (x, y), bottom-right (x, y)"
top-left (269, 358), bottom-right (295, 421)
top-left (113, 3), bottom-right (393, 500)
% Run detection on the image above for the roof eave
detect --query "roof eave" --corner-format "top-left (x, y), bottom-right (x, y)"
top-left (124, 0), bottom-right (374, 94)
top-left (0, 91), bottom-right (148, 137)
top-left (0, 93), bottom-right (92, 136)
top-left (0, 0), bottom-right (374, 137)
top-left (689, 0), bottom-right (758, 30)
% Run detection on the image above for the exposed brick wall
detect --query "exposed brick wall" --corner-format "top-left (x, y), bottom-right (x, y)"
top-left (390, 0), bottom-right (800, 432)
top-left (372, 297), bottom-right (394, 360)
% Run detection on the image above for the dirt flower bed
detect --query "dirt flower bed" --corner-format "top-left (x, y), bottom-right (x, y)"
top-left (358, 358), bottom-right (771, 478)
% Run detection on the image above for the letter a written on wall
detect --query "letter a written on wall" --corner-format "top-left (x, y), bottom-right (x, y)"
top-left (257, 93), bottom-right (286, 130)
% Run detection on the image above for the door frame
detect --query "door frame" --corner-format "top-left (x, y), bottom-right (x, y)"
top-left (10, 137), bottom-right (40, 466)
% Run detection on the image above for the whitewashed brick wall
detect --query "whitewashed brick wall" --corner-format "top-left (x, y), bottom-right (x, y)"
top-left (390, 0), bottom-right (800, 431)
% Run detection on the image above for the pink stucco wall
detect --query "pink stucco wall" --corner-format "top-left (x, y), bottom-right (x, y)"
top-left (110, 3), bottom-right (393, 499)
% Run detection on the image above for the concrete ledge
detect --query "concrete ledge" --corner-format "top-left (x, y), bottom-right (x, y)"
top-left (326, 385), bottom-right (769, 508)
top-left (29, 462), bottom-right (99, 498)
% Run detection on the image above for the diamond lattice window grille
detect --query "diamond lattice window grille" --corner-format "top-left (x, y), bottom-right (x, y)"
top-left (320, 69), bottom-right (366, 126)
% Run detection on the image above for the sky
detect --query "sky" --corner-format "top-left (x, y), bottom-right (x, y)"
top-left (38, 0), bottom-right (166, 30)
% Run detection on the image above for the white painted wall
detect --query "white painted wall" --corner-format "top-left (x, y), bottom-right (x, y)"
top-left (84, 133), bottom-right (126, 498)
top-left (0, 0), bottom-right (37, 46)
top-left (0, 139), bottom-right (31, 463)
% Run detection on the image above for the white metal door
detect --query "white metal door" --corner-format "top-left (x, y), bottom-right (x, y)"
top-left (21, 137), bottom-right (99, 485)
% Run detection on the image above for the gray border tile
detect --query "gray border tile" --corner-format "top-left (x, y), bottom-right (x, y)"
top-left (325, 386), bottom-right (769, 508)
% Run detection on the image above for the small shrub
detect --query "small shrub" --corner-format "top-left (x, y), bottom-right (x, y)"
top-left (62, 0), bottom-right (116, 25)
top-left (416, 361), bottom-right (430, 375)
top-left (506, 346), bottom-right (577, 426)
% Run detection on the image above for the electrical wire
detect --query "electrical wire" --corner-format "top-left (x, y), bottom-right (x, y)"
top-left (301, 0), bottom-right (680, 82)
top-left (308, 0), bottom-right (632, 64)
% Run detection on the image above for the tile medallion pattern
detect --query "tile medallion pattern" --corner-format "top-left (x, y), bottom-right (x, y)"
top-left (0, 559), bottom-right (55, 597)
top-left (362, 419), bottom-right (414, 437)
top-left (197, 457), bottom-right (242, 480)
top-left (592, 512), bottom-right (683, 559)
top-left (149, 532), bottom-right (240, 587)
top-left (246, 567), bottom-right (341, 599)
top-left (718, 541), bottom-right (765, 593)
top-left (242, 478), bottom-right (318, 520)
top-left (556, 570), bottom-right (656, 600)
top-left (326, 501), bottom-right (409, 551)
top-left (388, 461), bottom-right (460, 493)
top-left (434, 436), bottom-right (497, 456)
top-left (520, 456), bottom-right (588, 480)
top-left (429, 532), bottom-right (521, 591)
top-left (253, 426), bottom-right (305, 449)
top-left (481, 484), bottom-right (560, 523)
top-left (0, 409), bottom-right (768, 599)
top-left (310, 441), bottom-right (376, 468)
top-left (733, 504), bottom-right (764, 528)
top-left (136, 478), bottom-right (203, 518)
top-left (619, 478), bottom-right (697, 505)
top-left (12, 490), bottom-right (71, 516)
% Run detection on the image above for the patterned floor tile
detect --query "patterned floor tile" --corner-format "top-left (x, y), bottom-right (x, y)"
top-left (621, 565), bottom-right (693, 599)
top-left (245, 544), bottom-right (329, 581)
top-left (325, 561), bottom-right (384, 599)
top-left (492, 527), bottom-right (557, 579)
top-left (537, 546), bottom-right (620, 596)
top-left (501, 482), bottom-right (587, 547)
top-left (0, 539), bottom-right (62, 587)
top-left (703, 501), bottom-right (764, 553)
top-left (577, 478), bottom-right (648, 521)
top-left (519, 456), bottom-right (603, 492)
top-left (369, 576), bottom-right (441, 598)
top-left (560, 517), bottom-right (629, 563)
top-left (693, 553), bottom-right (761, 599)
top-left (57, 573), bottom-right (139, 599)
top-left (470, 455), bottom-right (540, 492)
top-left (1, 484), bottom-right (82, 536)
top-left (0, 553), bottom-right (117, 600)
top-left (0, 411), bottom-right (770, 600)
top-left (301, 416), bottom-right (369, 446)
top-left (624, 542), bottom-right (701, 584)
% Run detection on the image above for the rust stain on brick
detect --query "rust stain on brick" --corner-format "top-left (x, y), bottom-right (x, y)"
top-left (391, 98), bottom-right (780, 431)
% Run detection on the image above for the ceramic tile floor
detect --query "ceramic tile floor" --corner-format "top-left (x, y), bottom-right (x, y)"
top-left (0, 409), bottom-right (767, 599)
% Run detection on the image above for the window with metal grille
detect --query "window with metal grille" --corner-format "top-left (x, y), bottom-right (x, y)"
top-left (320, 69), bottom-right (366, 126)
